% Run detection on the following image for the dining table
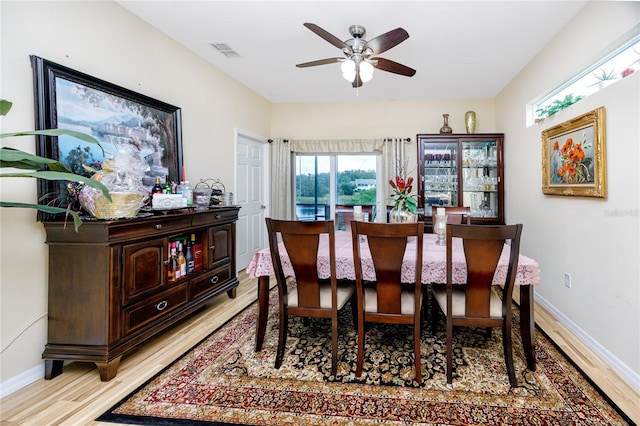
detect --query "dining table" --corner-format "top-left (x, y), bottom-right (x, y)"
top-left (246, 230), bottom-right (541, 370)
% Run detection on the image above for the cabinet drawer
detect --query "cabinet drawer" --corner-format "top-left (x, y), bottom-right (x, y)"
top-left (110, 216), bottom-right (193, 240)
top-left (191, 265), bottom-right (231, 299)
top-left (122, 284), bottom-right (188, 335)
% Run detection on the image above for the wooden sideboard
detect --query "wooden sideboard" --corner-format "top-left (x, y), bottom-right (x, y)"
top-left (42, 207), bottom-right (239, 381)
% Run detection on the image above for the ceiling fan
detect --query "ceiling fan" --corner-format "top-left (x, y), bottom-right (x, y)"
top-left (296, 23), bottom-right (416, 88)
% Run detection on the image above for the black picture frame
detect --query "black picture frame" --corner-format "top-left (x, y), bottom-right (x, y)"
top-left (30, 55), bottom-right (183, 220)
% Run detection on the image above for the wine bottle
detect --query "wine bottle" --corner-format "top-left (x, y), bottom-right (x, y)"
top-left (186, 234), bottom-right (195, 274)
top-left (162, 175), bottom-right (172, 194)
top-left (170, 242), bottom-right (179, 281)
top-left (177, 242), bottom-right (186, 278)
top-left (167, 243), bottom-right (176, 283)
top-left (152, 177), bottom-right (163, 196)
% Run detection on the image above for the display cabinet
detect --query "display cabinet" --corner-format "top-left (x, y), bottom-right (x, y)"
top-left (417, 134), bottom-right (504, 226)
top-left (42, 207), bottom-right (239, 381)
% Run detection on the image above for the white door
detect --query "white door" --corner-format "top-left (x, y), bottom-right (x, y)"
top-left (235, 131), bottom-right (267, 272)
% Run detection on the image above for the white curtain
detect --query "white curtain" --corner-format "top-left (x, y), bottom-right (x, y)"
top-left (269, 138), bottom-right (292, 220)
top-left (289, 138), bottom-right (384, 153)
top-left (270, 137), bottom-right (410, 220)
top-left (380, 138), bottom-right (412, 209)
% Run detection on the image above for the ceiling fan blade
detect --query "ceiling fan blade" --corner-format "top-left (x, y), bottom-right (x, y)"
top-left (366, 28), bottom-right (409, 55)
top-left (352, 73), bottom-right (363, 88)
top-left (303, 23), bottom-right (349, 50)
top-left (296, 58), bottom-right (342, 68)
top-left (372, 57), bottom-right (416, 77)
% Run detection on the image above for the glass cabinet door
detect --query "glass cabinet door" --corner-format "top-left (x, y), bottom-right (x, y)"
top-left (422, 142), bottom-right (458, 217)
top-left (461, 140), bottom-right (499, 220)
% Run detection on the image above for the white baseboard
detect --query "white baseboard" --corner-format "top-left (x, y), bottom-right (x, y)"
top-left (0, 363), bottom-right (44, 399)
top-left (535, 293), bottom-right (640, 392)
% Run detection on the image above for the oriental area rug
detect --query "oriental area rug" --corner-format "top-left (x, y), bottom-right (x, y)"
top-left (98, 289), bottom-right (632, 426)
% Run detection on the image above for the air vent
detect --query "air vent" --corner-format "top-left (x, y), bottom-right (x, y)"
top-left (210, 43), bottom-right (241, 58)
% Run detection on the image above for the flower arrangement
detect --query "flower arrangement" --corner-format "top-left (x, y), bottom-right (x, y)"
top-left (552, 132), bottom-right (593, 184)
top-left (389, 166), bottom-right (417, 213)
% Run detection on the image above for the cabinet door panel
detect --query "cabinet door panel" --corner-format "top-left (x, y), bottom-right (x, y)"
top-left (208, 225), bottom-right (232, 269)
top-left (123, 238), bottom-right (167, 305)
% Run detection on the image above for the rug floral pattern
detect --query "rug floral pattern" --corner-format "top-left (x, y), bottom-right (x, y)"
top-left (100, 290), bottom-right (630, 425)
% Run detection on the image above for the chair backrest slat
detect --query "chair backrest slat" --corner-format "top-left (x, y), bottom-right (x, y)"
top-left (447, 223), bottom-right (523, 318)
top-left (266, 219), bottom-right (336, 309)
top-left (351, 221), bottom-right (424, 315)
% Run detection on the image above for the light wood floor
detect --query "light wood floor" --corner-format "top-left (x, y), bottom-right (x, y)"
top-left (1, 271), bottom-right (638, 425)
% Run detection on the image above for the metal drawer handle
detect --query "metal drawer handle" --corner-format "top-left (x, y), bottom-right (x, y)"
top-left (215, 214), bottom-right (221, 219)
top-left (210, 245), bottom-right (215, 251)
top-left (154, 224), bottom-right (162, 230)
top-left (156, 300), bottom-right (168, 311)
top-left (163, 259), bottom-right (170, 266)
top-left (210, 275), bottom-right (219, 284)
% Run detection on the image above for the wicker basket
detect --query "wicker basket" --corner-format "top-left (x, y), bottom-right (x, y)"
top-left (80, 189), bottom-right (145, 220)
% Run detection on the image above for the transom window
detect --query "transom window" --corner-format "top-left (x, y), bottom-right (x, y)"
top-left (530, 32), bottom-right (639, 125)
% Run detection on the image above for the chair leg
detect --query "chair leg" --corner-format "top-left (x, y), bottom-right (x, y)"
top-left (446, 317), bottom-right (453, 384)
top-left (275, 311), bottom-right (288, 369)
top-left (331, 313), bottom-right (338, 376)
top-left (414, 322), bottom-right (422, 383)
top-left (356, 312), bottom-right (365, 378)
top-left (503, 319), bottom-right (517, 387)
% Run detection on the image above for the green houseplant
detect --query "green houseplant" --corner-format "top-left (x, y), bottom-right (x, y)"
top-left (0, 99), bottom-right (110, 231)
top-left (535, 93), bottom-right (584, 122)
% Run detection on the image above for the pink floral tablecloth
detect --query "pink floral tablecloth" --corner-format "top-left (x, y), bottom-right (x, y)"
top-left (246, 231), bottom-right (540, 286)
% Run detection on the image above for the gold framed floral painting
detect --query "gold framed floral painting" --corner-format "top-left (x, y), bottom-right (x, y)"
top-left (541, 107), bottom-right (606, 198)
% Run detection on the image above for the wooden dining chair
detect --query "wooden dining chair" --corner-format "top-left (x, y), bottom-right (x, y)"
top-left (265, 218), bottom-right (355, 376)
top-left (431, 223), bottom-right (523, 387)
top-left (350, 221), bottom-right (425, 382)
top-left (431, 206), bottom-right (472, 225)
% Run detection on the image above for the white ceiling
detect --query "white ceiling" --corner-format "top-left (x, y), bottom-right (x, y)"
top-left (116, 1), bottom-right (586, 104)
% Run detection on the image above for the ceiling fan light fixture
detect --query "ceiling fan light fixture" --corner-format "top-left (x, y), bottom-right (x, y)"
top-left (359, 61), bottom-right (374, 83)
top-left (341, 59), bottom-right (356, 82)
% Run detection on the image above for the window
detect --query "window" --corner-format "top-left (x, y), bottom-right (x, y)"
top-left (530, 33), bottom-right (640, 125)
top-left (294, 154), bottom-right (379, 223)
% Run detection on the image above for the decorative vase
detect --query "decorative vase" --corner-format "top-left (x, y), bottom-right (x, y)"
top-left (389, 202), bottom-right (418, 223)
top-left (439, 113), bottom-right (452, 134)
top-left (464, 110), bottom-right (476, 134)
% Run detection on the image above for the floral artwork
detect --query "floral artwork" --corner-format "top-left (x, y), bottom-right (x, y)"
top-left (541, 107), bottom-right (606, 198)
top-left (550, 127), bottom-right (594, 185)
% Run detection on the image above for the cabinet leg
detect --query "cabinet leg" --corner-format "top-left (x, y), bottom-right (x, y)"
top-left (227, 287), bottom-right (237, 298)
top-left (95, 356), bottom-right (122, 382)
top-left (44, 359), bottom-right (64, 380)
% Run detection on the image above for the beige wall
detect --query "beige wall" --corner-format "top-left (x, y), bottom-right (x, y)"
top-left (496, 1), bottom-right (639, 381)
top-left (0, 0), bottom-right (270, 388)
top-left (271, 99), bottom-right (496, 179)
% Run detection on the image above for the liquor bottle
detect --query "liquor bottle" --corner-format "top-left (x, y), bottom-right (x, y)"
top-left (177, 242), bottom-right (187, 278)
top-left (162, 175), bottom-right (172, 194)
top-left (151, 177), bottom-right (163, 196)
top-left (186, 234), bottom-right (195, 274)
top-left (169, 242), bottom-right (179, 281)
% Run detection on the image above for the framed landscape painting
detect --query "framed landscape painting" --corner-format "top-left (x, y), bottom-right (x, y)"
top-left (30, 55), bottom-right (183, 219)
top-left (541, 107), bottom-right (606, 198)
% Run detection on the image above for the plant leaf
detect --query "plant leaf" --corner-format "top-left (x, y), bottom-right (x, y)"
top-left (0, 201), bottom-right (83, 231)
top-left (0, 99), bottom-right (12, 116)
top-left (0, 129), bottom-right (104, 155)
top-left (0, 147), bottom-right (66, 170)
top-left (1, 170), bottom-right (112, 202)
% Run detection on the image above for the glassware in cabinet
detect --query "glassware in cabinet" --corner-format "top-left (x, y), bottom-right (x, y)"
top-left (417, 134), bottom-right (504, 225)
top-left (421, 141), bottom-right (458, 217)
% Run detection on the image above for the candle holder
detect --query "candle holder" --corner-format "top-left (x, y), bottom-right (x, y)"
top-left (434, 213), bottom-right (448, 246)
